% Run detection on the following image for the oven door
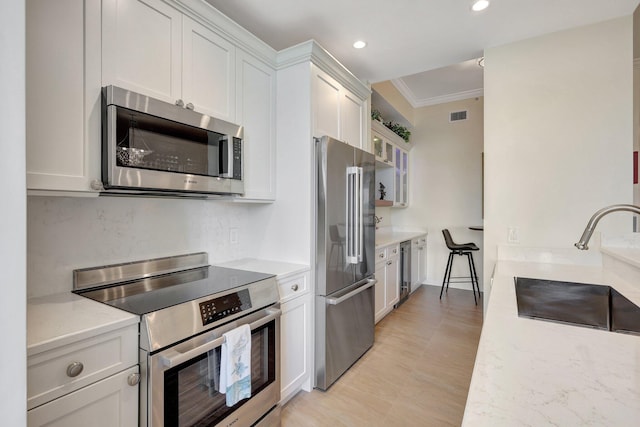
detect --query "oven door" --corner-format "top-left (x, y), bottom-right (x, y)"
top-left (145, 307), bottom-right (280, 427)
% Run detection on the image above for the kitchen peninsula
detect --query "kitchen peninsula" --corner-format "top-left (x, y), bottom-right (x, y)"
top-left (462, 243), bottom-right (640, 426)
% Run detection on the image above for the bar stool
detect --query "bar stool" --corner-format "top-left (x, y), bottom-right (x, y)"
top-left (440, 229), bottom-right (480, 305)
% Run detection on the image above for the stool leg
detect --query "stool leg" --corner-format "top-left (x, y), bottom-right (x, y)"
top-left (469, 252), bottom-right (480, 299)
top-left (440, 252), bottom-right (454, 299)
top-left (465, 253), bottom-right (478, 305)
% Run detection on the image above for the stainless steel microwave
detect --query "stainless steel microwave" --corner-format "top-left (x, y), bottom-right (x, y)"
top-left (101, 85), bottom-right (243, 198)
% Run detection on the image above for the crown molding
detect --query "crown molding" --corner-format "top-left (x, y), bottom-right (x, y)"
top-left (392, 79), bottom-right (483, 108)
top-left (277, 40), bottom-right (371, 100)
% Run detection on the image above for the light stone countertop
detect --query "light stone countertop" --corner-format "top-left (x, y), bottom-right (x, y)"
top-left (215, 258), bottom-right (309, 280)
top-left (375, 228), bottom-right (427, 249)
top-left (462, 260), bottom-right (640, 426)
top-left (27, 292), bottom-right (139, 357)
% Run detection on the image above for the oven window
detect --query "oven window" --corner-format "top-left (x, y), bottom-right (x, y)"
top-left (164, 322), bottom-right (276, 427)
top-left (114, 106), bottom-right (227, 177)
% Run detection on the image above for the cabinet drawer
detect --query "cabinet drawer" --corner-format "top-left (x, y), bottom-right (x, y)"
top-left (28, 324), bottom-right (138, 410)
top-left (278, 271), bottom-right (309, 302)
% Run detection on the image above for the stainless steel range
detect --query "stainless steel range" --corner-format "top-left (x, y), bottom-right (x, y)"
top-left (73, 253), bottom-right (281, 427)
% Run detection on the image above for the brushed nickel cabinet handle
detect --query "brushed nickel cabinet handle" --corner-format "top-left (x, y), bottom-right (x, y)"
top-left (127, 373), bottom-right (141, 386)
top-left (66, 362), bottom-right (84, 378)
top-left (291, 284), bottom-right (299, 291)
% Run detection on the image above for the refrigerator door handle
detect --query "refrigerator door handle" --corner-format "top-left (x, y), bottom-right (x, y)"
top-left (326, 278), bottom-right (376, 305)
top-left (346, 166), bottom-right (363, 264)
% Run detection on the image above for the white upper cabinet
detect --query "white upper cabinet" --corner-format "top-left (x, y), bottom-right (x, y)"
top-left (235, 51), bottom-right (276, 201)
top-left (182, 18), bottom-right (236, 120)
top-left (313, 69), bottom-right (341, 141)
top-left (102, 0), bottom-right (236, 122)
top-left (312, 65), bottom-right (367, 150)
top-left (102, 0), bottom-right (182, 104)
top-left (26, 0), bottom-right (102, 194)
top-left (340, 90), bottom-right (365, 149)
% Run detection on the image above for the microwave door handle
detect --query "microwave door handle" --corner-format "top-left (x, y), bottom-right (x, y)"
top-left (159, 307), bottom-right (281, 368)
top-left (219, 135), bottom-right (233, 178)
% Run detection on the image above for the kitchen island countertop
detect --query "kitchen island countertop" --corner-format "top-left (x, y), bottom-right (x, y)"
top-left (462, 260), bottom-right (640, 426)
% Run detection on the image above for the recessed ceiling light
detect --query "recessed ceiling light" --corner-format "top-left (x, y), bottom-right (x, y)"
top-left (471, 0), bottom-right (490, 12)
top-left (353, 40), bottom-right (367, 49)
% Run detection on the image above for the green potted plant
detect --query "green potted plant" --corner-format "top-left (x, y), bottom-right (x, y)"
top-left (383, 121), bottom-right (411, 143)
top-left (371, 109), bottom-right (383, 122)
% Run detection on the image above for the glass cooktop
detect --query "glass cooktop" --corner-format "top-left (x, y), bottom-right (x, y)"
top-left (75, 266), bottom-right (274, 315)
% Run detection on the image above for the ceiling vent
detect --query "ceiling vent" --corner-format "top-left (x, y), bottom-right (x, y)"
top-left (449, 110), bottom-right (468, 122)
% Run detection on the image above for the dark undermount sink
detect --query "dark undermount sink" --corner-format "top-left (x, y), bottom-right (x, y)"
top-left (514, 277), bottom-right (640, 335)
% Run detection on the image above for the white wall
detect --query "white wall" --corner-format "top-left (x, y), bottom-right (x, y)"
top-left (391, 97), bottom-right (484, 290)
top-left (484, 16), bottom-right (633, 299)
top-left (28, 197), bottom-right (260, 297)
top-left (0, 0), bottom-right (26, 424)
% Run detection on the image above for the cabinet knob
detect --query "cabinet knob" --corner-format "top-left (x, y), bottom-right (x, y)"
top-left (291, 284), bottom-right (299, 291)
top-left (90, 180), bottom-right (104, 191)
top-left (66, 362), bottom-right (84, 378)
top-left (386, 260), bottom-right (392, 266)
top-left (127, 373), bottom-right (141, 387)
top-left (378, 253), bottom-right (384, 258)
top-left (175, 99), bottom-right (184, 107)
top-left (392, 249), bottom-right (397, 254)
top-left (185, 102), bottom-right (194, 110)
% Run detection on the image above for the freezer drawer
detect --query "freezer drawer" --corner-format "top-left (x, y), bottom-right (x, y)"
top-left (314, 278), bottom-right (375, 390)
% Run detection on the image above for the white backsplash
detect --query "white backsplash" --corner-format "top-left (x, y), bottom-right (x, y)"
top-left (27, 196), bottom-right (257, 298)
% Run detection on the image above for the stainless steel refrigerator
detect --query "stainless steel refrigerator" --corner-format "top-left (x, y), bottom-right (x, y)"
top-left (314, 136), bottom-right (376, 391)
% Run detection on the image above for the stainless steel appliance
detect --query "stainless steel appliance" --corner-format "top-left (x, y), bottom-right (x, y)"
top-left (397, 240), bottom-right (412, 306)
top-left (314, 136), bottom-right (376, 391)
top-left (73, 253), bottom-right (281, 427)
top-left (101, 85), bottom-right (244, 198)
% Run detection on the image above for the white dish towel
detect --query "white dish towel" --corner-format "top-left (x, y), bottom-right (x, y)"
top-left (219, 324), bottom-right (252, 407)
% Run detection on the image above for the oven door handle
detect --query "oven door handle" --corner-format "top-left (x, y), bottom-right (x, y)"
top-left (159, 307), bottom-right (281, 368)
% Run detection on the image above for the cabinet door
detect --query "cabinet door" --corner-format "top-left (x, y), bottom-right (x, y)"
top-left (182, 17), bottom-right (236, 121)
top-left (235, 51), bottom-right (276, 201)
top-left (102, 0), bottom-right (182, 103)
top-left (313, 68), bottom-right (341, 139)
top-left (26, 0), bottom-right (102, 193)
top-left (27, 366), bottom-right (139, 427)
top-left (385, 256), bottom-right (400, 307)
top-left (411, 239), bottom-right (420, 288)
top-left (374, 262), bottom-right (386, 323)
top-left (280, 294), bottom-right (311, 404)
top-left (394, 147), bottom-right (409, 207)
top-left (418, 241), bottom-right (427, 285)
top-left (340, 89), bottom-right (364, 149)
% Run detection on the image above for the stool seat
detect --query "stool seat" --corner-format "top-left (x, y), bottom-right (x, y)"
top-left (440, 229), bottom-right (481, 305)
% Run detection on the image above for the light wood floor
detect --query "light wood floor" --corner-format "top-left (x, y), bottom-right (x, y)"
top-left (281, 285), bottom-right (483, 427)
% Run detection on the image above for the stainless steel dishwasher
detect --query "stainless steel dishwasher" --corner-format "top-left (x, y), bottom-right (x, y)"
top-left (397, 240), bottom-right (412, 306)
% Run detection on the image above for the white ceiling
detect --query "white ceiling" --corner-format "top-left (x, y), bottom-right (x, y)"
top-left (205, 0), bottom-right (639, 107)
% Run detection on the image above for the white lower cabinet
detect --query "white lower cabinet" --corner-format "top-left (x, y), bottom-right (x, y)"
top-left (27, 366), bottom-right (139, 427)
top-left (27, 324), bottom-right (139, 427)
top-left (374, 244), bottom-right (400, 323)
top-left (411, 235), bottom-right (427, 292)
top-left (278, 270), bottom-right (312, 404)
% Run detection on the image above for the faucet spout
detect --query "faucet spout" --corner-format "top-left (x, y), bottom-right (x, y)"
top-left (575, 204), bottom-right (640, 250)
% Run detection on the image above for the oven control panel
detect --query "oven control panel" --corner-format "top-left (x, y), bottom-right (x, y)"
top-left (199, 289), bottom-right (252, 326)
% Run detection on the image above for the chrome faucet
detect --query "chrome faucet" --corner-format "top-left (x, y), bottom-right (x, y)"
top-left (575, 204), bottom-right (640, 250)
